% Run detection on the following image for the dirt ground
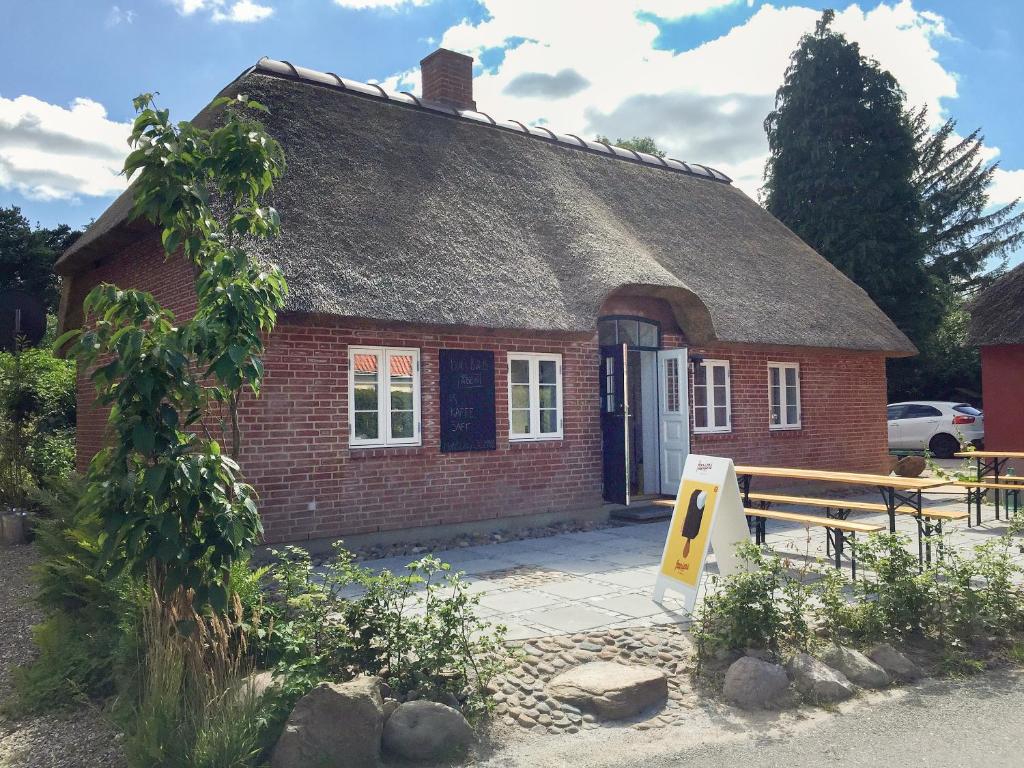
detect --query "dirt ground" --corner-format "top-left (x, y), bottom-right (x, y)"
top-left (0, 545), bottom-right (125, 768)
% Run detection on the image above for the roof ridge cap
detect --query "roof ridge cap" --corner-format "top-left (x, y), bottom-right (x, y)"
top-left (250, 57), bottom-right (731, 184)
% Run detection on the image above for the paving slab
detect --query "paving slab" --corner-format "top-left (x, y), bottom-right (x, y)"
top-left (478, 587), bottom-right (563, 613)
top-left (587, 592), bottom-right (667, 618)
top-left (515, 604), bottom-right (622, 633)
top-left (535, 578), bottom-right (619, 600)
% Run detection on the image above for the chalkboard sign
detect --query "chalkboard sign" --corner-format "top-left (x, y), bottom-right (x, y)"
top-left (439, 349), bottom-right (496, 453)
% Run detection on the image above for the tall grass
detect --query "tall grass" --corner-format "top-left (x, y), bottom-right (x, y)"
top-left (122, 588), bottom-right (266, 768)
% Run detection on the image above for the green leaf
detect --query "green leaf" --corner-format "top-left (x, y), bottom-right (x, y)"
top-left (132, 423), bottom-right (156, 454)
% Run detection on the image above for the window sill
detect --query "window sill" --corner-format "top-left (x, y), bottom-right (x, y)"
top-left (348, 443), bottom-right (425, 458)
top-left (694, 428), bottom-right (732, 435)
top-left (769, 425), bottom-right (802, 432)
top-left (509, 436), bottom-right (564, 444)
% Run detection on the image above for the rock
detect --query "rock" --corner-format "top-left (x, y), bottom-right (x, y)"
top-left (234, 670), bottom-right (278, 703)
top-left (894, 455), bottom-right (926, 478)
top-left (382, 698), bottom-right (400, 719)
top-left (820, 645), bottom-right (890, 689)
top-left (382, 701), bottom-right (475, 761)
top-left (868, 644), bottom-right (924, 683)
top-left (545, 662), bottom-right (667, 720)
top-left (786, 653), bottom-right (856, 703)
top-left (271, 677), bottom-right (383, 768)
top-left (722, 656), bottom-right (790, 710)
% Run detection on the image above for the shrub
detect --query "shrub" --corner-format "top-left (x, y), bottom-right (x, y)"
top-left (848, 533), bottom-right (936, 641)
top-left (692, 542), bottom-right (812, 659)
top-left (263, 543), bottom-right (513, 715)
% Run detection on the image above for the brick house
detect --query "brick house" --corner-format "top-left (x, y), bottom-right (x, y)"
top-left (55, 49), bottom-right (915, 545)
top-left (970, 262), bottom-right (1024, 463)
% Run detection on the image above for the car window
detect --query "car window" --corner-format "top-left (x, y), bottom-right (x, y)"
top-left (887, 405), bottom-right (908, 420)
top-left (953, 404), bottom-right (982, 416)
top-left (905, 404), bottom-right (942, 418)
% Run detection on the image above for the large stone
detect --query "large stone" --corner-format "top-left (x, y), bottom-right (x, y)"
top-left (271, 677), bottom-right (383, 768)
top-left (546, 662), bottom-right (668, 720)
top-left (722, 656), bottom-right (790, 710)
top-left (820, 645), bottom-right (890, 689)
top-left (894, 455), bottom-right (926, 478)
top-left (786, 652), bottom-right (856, 703)
top-left (868, 644), bottom-right (924, 683)
top-left (382, 700), bottom-right (475, 761)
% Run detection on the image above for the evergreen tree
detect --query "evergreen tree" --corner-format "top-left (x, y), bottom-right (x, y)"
top-left (762, 10), bottom-right (937, 347)
top-left (912, 107), bottom-right (1024, 286)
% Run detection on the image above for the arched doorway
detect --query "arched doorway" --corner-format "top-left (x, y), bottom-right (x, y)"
top-left (598, 315), bottom-right (689, 505)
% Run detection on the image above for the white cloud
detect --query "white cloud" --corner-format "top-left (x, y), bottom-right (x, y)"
top-left (331, 0), bottom-right (432, 8)
top-left (106, 5), bottom-right (136, 26)
top-left (383, 0), bottom-right (970, 198)
top-left (170, 0), bottom-right (273, 23)
top-left (0, 94), bottom-right (130, 202)
top-left (989, 168), bottom-right (1024, 207)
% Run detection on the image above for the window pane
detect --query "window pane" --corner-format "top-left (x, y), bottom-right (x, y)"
top-left (390, 411), bottom-right (413, 439)
top-left (666, 358), bottom-right (680, 412)
top-left (694, 364), bottom-right (707, 387)
top-left (540, 409), bottom-right (558, 433)
top-left (353, 353), bottom-right (379, 379)
top-left (714, 405), bottom-right (728, 426)
top-left (598, 320), bottom-right (616, 345)
top-left (538, 359), bottom-right (557, 384)
top-left (511, 384), bottom-right (531, 409)
top-left (511, 410), bottom-right (530, 435)
top-left (510, 359), bottom-right (530, 384)
top-left (693, 384), bottom-right (707, 408)
top-left (713, 385), bottom-right (727, 408)
top-left (712, 365), bottom-right (726, 386)
top-left (770, 367), bottom-right (780, 390)
top-left (771, 405), bottom-right (781, 425)
top-left (355, 384), bottom-right (378, 410)
top-left (785, 367), bottom-right (797, 388)
top-left (694, 406), bottom-right (707, 429)
top-left (786, 404), bottom-right (798, 425)
top-left (618, 319), bottom-right (639, 346)
top-left (639, 321), bottom-right (658, 348)
top-left (355, 411), bottom-right (378, 440)
top-left (539, 384), bottom-right (557, 409)
top-left (389, 354), bottom-right (413, 379)
top-left (390, 383), bottom-right (413, 410)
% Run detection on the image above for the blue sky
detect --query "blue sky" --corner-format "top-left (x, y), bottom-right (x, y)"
top-left (2, 0), bottom-right (1022, 268)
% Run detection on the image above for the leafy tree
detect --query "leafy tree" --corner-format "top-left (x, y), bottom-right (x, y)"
top-left (763, 10), bottom-right (938, 350)
top-left (912, 107), bottom-right (1024, 286)
top-left (0, 206), bottom-right (80, 314)
top-left (594, 134), bottom-right (666, 158)
top-left (59, 92), bottom-right (287, 614)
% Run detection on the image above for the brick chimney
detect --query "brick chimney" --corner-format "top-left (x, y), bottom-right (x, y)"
top-left (420, 48), bottom-right (476, 110)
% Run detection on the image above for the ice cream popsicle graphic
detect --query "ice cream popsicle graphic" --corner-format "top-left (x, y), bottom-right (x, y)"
top-left (680, 489), bottom-right (707, 557)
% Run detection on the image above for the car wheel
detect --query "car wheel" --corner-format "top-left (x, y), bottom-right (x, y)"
top-left (929, 433), bottom-right (960, 460)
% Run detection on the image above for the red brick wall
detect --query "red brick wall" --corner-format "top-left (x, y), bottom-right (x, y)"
top-left (980, 345), bottom-right (1024, 468)
top-left (71, 239), bottom-right (891, 544)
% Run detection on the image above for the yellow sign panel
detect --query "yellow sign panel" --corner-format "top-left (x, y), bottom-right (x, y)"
top-left (659, 478), bottom-right (719, 588)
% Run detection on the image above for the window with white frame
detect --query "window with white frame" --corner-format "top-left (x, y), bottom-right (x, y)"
top-left (768, 362), bottom-right (801, 429)
top-left (349, 347), bottom-right (421, 446)
top-left (508, 353), bottom-right (563, 441)
top-left (693, 359), bottom-right (731, 432)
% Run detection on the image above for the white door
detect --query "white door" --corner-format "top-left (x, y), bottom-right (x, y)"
top-left (658, 349), bottom-right (690, 495)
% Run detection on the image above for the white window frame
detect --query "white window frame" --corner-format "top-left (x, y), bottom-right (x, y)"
top-left (507, 352), bottom-right (564, 442)
top-left (768, 361), bottom-right (801, 430)
top-left (692, 359), bottom-right (732, 433)
top-left (348, 346), bottom-right (421, 447)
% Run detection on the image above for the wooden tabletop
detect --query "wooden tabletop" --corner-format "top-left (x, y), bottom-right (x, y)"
top-left (954, 451), bottom-right (1024, 459)
top-left (735, 465), bottom-right (948, 491)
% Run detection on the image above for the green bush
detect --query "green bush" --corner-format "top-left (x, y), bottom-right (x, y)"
top-left (848, 533), bottom-right (936, 641)
top-left (7, 475), bottom-right (143, 715)
top-left (692, 543), bottom-right (812, 659)
top-left (264, 544), bottom-right (513, 716)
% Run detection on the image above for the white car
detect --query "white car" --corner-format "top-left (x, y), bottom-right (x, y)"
top-left (887, 401), bottom-right (985, 458)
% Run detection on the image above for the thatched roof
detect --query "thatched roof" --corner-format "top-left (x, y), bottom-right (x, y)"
top-left (57, 58), bottom-right (915, 355)
top-left (969, 262), bottom-right (1024, 346)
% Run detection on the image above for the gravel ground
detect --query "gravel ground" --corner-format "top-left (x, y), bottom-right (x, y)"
top-left (0, 544), bottom-right (126, 768)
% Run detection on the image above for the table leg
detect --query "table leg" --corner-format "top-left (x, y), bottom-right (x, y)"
top-left (880, 486), bottom-right (897, 533)
top-left (994, 458), bottom-right (1005, 519)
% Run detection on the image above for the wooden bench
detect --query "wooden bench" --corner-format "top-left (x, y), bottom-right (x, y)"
top-left (745, 492), bottom-right (968, 523)
top-left (953, 481), bottom-right (1021, 524)
top-left (744, 508), bottom-right (884, 577)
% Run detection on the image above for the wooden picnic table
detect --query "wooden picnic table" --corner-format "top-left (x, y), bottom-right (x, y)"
top-left (954, 451), bottom-right (1024, 517)
top-left (735, 465), bottom-right (948, 564)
